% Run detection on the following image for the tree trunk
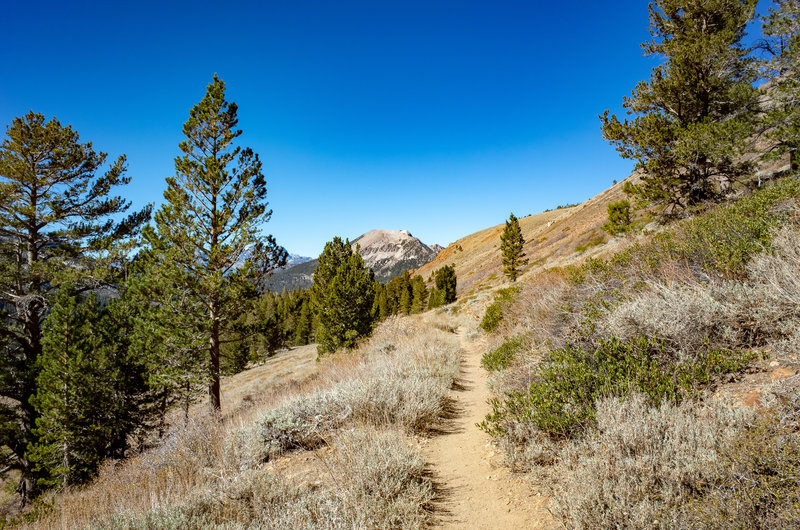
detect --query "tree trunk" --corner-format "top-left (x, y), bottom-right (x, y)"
top-left (209, 304), bottom-right (221, 413)
top-left (18, 221), bottom-right (42, 506)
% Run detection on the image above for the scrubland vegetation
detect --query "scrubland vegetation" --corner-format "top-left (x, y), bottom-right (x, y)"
top-left (479, 177), bottom-right (800, 528)
top-left (23, 314), bottom-right (462, 528)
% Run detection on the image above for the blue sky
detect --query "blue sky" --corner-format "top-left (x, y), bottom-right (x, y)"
top-left (2, 1), bottom-right (705, 256)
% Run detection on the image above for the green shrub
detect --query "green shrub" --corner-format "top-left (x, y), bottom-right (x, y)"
top-left (480, 336), bottom-right (755, 438)
top-left (566, 177), bottom-right (800, 285)
top-left (602, 199), bottom-right (632, 235)
top-left (479, 287), bottom-right (519, 332)
top-left (682, 391), bottom-right (800, 529)
top-left (575, 235), bottom-right (606, 253)
top-left (479, 303), bottom-right (503, 333)
top-left (481, 337), bottom-right (525, 372)
top-left (674, 178), bottom-right (800, 274)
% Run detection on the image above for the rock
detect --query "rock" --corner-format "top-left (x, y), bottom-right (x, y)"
top-left (642, 221), bottom-right (660, 233)
top-left (745, 389), bottom-right (763, 411)
top-left (771, 367), bottom-right (797, 381)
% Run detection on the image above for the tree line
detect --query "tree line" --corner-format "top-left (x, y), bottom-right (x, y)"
top-left (240, 251), bottom-right (458, 359)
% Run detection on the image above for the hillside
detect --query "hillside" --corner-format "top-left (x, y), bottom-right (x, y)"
top-left (415, 179), bottom-right (630, 294)
top-left (266, 229), bottom-right (441, 291)
top-left (21, 174), bottom-right (800, 529)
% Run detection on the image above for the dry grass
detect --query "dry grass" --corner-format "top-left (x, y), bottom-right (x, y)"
top-left (414, 178), bottom-right (632, 295)
top-left (258, 320), bottom-right (461, 456)
top-left (25, 315), bottom-right (462, 529)
top-left (88, 428), bottom-right (432, 530)
top-left (600, 226), bottom-right (800, 361)
top-left (546, 393), bottom-right (751, 529)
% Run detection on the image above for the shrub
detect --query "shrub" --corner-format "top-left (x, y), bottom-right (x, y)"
top-left (674, 178), bottom-right (800, 274)
top-left (481, 337), bottom-right (525, 372)
top-left (92, 429), bottom-right (433, 530)
top-left (602, 199), bottom-right (632, 235)
top-left (567, 177), bottom-right (800, 287)
top-left (481, 336), bottom-right (754, 438)
top-left (259, 333), bottom-right (460, 456)
top-left (681, 390), bottom-right (800, 529)
top-left (548, 393), bottom-right (749, 529)
top-left (479, 303), bottom-right (503, 332)
top-left (601, 225), bottom-right (800, 358)
top-left (479, 287), bottom-right (519, 332)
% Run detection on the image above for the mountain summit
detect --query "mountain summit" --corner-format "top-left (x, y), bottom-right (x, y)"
top-left (265, 229), bottom-right (441, 291)
top-left (351, 230), bottom-right (439, 283)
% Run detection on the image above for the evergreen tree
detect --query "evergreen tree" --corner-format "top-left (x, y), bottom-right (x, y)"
top-left (294, 298), bottom-right (312, 346)
top-left (602, 200), bottom-right (633, 235)
top-left (0, 112), bottom-right (148, 501)
top-left (147, 75), bottom-right (286, 412)
top-left (399, 271), bottom-right (413, 315)
top-left (428, 265), bottom-right (457, 308)
top-left (500, 213), bottom-right (528, 281)
top-left (28, 289), bottom-right (112, 488)
top-left (762, 0), bottom-right (800, 171)
top-left (410, 276), bottom-right (429, 313)
top-left (126, 255), bottom-right (207, 431)
top-left (600, 0), bottom-right (759, 211)
top-left (97, 289), bottom-right (159, 455)
top-left (312, 238), bottom-right (375, 355)
top-left (377, 287), bottom-right (389, 320)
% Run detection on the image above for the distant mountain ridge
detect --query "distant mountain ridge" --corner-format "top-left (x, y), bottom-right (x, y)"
top-left (265, 230), bottom-right (441, 292)
top-left (285, 253), bottom-right (312, 267)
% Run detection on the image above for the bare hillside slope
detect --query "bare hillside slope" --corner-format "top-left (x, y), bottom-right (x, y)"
top-left (415, 179), bottom-right (630, 294)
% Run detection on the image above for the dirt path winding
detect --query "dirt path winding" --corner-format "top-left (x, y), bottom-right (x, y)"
top-left (424, 328), bottom-right (554, 529)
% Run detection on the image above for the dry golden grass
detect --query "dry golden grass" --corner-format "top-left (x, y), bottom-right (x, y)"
top-left (415, 177), bottom-right (632, 295)
top-left (25, 314), bottom-right (462, 529)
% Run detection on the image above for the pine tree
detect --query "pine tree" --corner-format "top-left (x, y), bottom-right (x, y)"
top-left (762, 0), bottom-right (800, 171)
top-left (602, 200), bottom-right (633, 235)
top-left (399, 270), bottom-right (413, 315)
top-left (0, 112), bottom-right (148, 501)
top-left (600, 0), bottom-right (759, 211)
top-left (377, 288), bottom-right (389, 320)
top-left (294, 298), bottom-right (312, 346)
top-left (312, 238), bottom-right (375, 355)
top-left (500, 213), bottom-right (528, 281)
top-left (126, 254), bottom-right (208, 431)
top-left (428, 265), bottom-right (457, 308)
top-left (28, 289), bottom-right (113, 488)
top-left (147, 75), bottom-right (286, 412)
top-left (410, 276), bottom-right (429, 313)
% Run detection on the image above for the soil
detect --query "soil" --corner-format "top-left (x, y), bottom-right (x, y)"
top-left (424, 328), bottom-right (556, 529)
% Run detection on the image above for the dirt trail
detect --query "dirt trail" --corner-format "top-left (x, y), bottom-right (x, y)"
top-left (424, 328), bottom-right (555, 529)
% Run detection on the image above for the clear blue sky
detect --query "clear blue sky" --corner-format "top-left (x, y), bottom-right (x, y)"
top-left (3, 1), bottom-right (683, 256)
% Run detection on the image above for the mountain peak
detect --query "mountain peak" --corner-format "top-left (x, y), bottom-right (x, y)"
top-left (351, 229), bottom-right (437, 282)
top-left (265, 229), bottom-right (439, 291)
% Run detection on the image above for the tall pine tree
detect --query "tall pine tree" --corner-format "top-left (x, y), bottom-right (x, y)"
top-left (600, 0), bottom-right (759, 211)
top-left (0, 112), bottom-right (148, 502)
top-left (428, 265), bottom-right (457, 308)
top-left (500, 213), bottom-right (528, 282)
top-left (29, 289), bottom-right (112, 488)
top-left (147, 76), bottom-right (286, 413)
top-left (410, 276), bottom-right (429, 313)
top-left (312, 238), bottom-right (375, 355)
top-left (762, 0), bottom-right (800, 171)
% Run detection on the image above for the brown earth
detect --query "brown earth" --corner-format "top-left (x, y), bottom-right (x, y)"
top-left (423, 325), bottom-right (555, 529)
